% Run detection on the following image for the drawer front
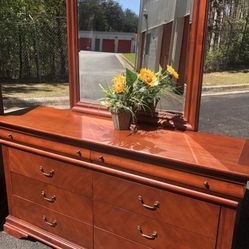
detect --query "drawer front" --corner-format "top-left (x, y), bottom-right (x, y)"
top-left (94, 228), bottom-right (151, 249)
top-left (94, 173), bottom-right (220, 239)
top-left (12, 196), bottom-right (93, 249)
top-left (8, 147), bottom-right (92, 197)
top-left (91, 151), bottom-right (244, 199)
top-left (94, 201), bottom-right (216, 249)
top-left (11, 173), bottom-right (92, 224)
top-left (0, 128), bottom-right (90, 160)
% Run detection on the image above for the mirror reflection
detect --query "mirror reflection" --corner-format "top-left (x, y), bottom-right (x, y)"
top-left (200, 0), bottom-right (249, 138)
top-left (78, 0), bottom-right (193, 112)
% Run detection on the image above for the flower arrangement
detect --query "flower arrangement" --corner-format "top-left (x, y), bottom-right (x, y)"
top-left (134, 65), bottom-right (179, 112)
top-left (100, 65), bottom-right (179, 129)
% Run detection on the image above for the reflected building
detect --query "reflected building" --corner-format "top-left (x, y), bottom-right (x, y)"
top-left (78, 31), bottom-right (136, 53)
top-left (136, 0), bottom-right (193, 93)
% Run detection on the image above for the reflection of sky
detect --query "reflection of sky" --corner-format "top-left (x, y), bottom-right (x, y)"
top-left (118, 0), bottom-right (140, 14)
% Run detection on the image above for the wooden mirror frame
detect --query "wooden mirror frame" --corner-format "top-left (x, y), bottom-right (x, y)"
top-left (66, 0), bottom-right (208, 131)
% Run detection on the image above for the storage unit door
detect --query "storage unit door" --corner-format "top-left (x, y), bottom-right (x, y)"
top-left (79, 38), bottom-right (92, 51)
top-left (102, 39), bottom-right (115, 52)
top-left (118, 40), bottom-right (132, 53)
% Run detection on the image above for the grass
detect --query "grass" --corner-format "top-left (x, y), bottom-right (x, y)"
top-left (203, 69), bottom-right (249, 86)
top-left (2, 82), bottom-right (69, 98)
top-left (123, 53), bottom-right (136, 66)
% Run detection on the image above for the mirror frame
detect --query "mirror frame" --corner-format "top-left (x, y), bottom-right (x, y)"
top-left (66, 0), bottom-right (208, 131)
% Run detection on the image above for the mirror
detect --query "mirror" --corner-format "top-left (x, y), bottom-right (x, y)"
top-left (77, 0), bottom-right (193, 112)
top-left (67, 0), bottom-right (208, 130)
top-left (200, 0), bottom-right (249, 138)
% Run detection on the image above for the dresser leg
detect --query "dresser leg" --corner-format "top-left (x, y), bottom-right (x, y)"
top-left (4, 222), bottom-right (29, 239)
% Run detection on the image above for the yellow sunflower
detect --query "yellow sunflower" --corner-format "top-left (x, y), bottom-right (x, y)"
top-left (112, 73), bottom-right (126, 94)
top-left (138, 68), bottom-right (158, 86)
top-left (167, 65), bottom-right (179, 80)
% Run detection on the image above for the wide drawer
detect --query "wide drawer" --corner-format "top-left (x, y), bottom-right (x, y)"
top-left (0, 128), bottom-right (90, 160)
top-left (8, 147), bottom-right (92, 197)
top-left (94, 201), bottom-right (216, 249)
top-left (91, 151), bottom-right (244, 199)
top-left (11, 173), bottom-right (92, 224)
top-left (94, 227), bottom-right (151, 249)
top-left (94, 173), bottom-right (220, 239)
top-left (12, 196), bottom-right (93, 249)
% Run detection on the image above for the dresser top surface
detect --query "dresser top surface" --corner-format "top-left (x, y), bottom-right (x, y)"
top-left (0, 106), bottom-right (248, 180)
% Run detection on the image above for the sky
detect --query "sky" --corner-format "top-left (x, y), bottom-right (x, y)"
top-left (118, 0), bottom-right (140, 14)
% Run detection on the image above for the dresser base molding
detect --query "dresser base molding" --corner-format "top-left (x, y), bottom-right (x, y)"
top-left (4, 215), bottom-right (85, 249)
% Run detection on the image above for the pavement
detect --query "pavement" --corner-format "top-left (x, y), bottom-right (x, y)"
top-left (0, 230), bottom-right (51, 249)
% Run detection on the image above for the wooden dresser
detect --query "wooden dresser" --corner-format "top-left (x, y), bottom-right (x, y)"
top-left (0, 107), bottom-right (249, 249)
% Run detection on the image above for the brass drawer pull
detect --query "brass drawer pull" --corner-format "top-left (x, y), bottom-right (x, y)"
top-left (137, 225), bottom-right (157, 240)
top-left (40, 166), bottom-right (54, 177)
top-left (41, 191), bottom-right (56, 203)
top-left (43, 215), bottom-right (57, 227)
top-left (99, 155), bottom-right (105, 163)
top-left (203, 181), bottom-right (210, 189)
top-left (138, 195), bottom-right (160, 210)
top-left (8, 134), bottom-right (13, 140)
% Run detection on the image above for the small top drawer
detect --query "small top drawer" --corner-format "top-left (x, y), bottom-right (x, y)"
top-left (94, 172), bottom-right (220, 239)
top-left (0, 128), bottom-right (90, 160)
top-left (8, 147), bottom-right (92, 197)
top-left (91, 151), bottom-right (244, 199)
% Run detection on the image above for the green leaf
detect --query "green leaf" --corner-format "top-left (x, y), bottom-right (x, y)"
top-left (126, 68), bottom-right (137, 87)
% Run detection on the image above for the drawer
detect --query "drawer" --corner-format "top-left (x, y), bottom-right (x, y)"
top-left (11, 173), bottom-right (92, 224)
top-left (8, 147), bottom-right (92, 197)
top-left (94, 227), bottom-right (151, 249)
top-left (94, 201), bottom-right (216, 249)
top-left (94, 173), bottom-right (220, 239)
top-left (0, 128), bottom-right (90, 160)
top-left (12, 196), bottom-right (93, 249)
top-left (91, 151), bottom-right (244, 199)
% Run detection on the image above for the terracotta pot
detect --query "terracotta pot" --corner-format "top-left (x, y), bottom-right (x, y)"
top-left (111, 111), bottom-right (132, 130)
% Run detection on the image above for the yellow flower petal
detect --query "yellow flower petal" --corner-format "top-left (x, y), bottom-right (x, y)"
top-left (138, 68), bottom-right (157, 86)
top-left (167, 65), bottom-right (179, 80)
top-left (112, 73), bottom-right (126, 93)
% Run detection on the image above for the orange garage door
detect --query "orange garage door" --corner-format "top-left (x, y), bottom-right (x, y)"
top-left (102, 39), bottom-right (115, 52)
top-left (118, 40), bottom-right (132, 53)
top-left (79, 38), bottom-right (92, 51)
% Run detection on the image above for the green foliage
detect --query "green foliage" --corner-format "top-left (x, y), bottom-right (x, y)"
top-left (204, 0), bottom-right (249, 72)
top-left (0, 0), bottom-right (67, 82)
top-left (78, 0), bottom-right (138, 32)
top-left (100, 67), bottom-right (177, 119)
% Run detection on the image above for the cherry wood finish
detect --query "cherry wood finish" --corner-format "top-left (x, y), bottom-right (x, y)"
top-left (0, 128), bottom-right (91, 161)
top-left (11, 173), bottom-right (92, 223)
top-left (94, 228), bottom-right (151, 249)
top-left (93, 172), bottom-right (220, 238)
top-left (8, 147), bottom-right (92, 197)
top-left (66, 0), bottom-right (209, 131)
top-left (94, 201), bottom-right (216, 249)
top-left (0, 107), bottom-right (249, 248)
top-left (12, 196), bottom-right (93, 248)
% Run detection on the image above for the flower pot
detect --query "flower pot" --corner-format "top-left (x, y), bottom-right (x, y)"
top-left (111, 111), bottom-right (132, 130)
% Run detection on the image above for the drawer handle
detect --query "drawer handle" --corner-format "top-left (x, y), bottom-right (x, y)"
top-left (138, 195), bottom-right (160, 210)
top-left (41, 191), bottom-right (56, 203)
top-left (43, 215), bottom-right (57, 227)
top-left (40, 166), bottom-right (55, 177)
top-left (203, 181), bottom-right (210, 190)
top-left (99, 155), bottom-right (105, 163)
top-left (137, 225), bottom-right (157, 240)
top-left (8, 134), bottom-right (13, 140)
top-left (76, 150), bottom-right (82, 157)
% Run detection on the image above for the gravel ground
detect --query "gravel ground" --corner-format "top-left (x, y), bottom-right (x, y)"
top-left (0, 230), bottom-right (52, 249)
